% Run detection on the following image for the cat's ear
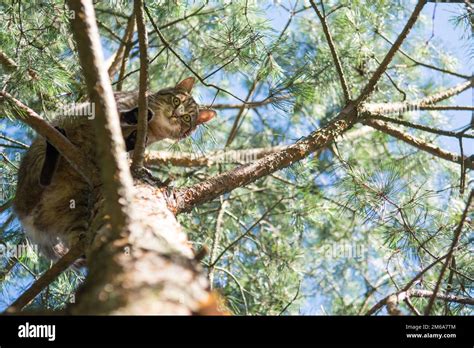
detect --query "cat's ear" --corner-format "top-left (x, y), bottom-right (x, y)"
top-left (175, 77), bottom-right (195, 93)
top-left (196, 108), bottom-right (216, 125)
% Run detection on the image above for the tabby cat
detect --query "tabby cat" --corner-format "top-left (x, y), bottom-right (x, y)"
top-left (13, 77), bottom-right (215, 264)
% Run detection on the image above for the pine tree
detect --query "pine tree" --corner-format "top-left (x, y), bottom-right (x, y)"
top-left (0, 0), bottom-right (473, 315)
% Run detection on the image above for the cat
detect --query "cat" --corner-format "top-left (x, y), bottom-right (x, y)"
top-left (13, 77), bottom-right (215, 266)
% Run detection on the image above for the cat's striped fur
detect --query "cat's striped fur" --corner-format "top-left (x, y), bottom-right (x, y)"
top-left (13, 77), bottom-right (216, 266)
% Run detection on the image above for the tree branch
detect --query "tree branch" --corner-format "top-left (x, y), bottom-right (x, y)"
top-left (5, 242), bottom-right (85, 313)
top-left (374, 30), bottom-right (472, 80)
top-left (418, 105), bottom-right (474, 111)
top-left (207, 94), bottom-right (291, 110)
top-left (362, 115), bottom-right (474, 169)
top-left (145, 146), bottom-right (287, 167)
top-left (363, 78), bottom-right (474, 114)
top-left (168, 115), bottom-right (355, 214)
top-left (131, 0), bottom-right (148, 171)
top-left (310, 0), bottom-right (351, 102)
top-left (355, 0), bottom-right (427, 105)
top-left (0, 49), bottom-right (18, 71)
top-left (366, 248), bottom-right (454, 315)
top-left (0, 91), bottom-right (97, 186)
top-left (425, 190), bottom-right (473, 315)
top-left (409, 289), bottom-right (474, 306)
top-left (66, 0), bottom-right (219, 315)
top-left (107, 13), bottom-right (135, 79)
top-left (364, 113), bottom-right (474, 139)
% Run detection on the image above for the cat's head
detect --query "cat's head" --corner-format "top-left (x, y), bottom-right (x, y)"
top-left (144, 77), bottom-right (215, 142)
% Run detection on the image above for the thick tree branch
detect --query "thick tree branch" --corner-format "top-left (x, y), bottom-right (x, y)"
top-left (168, 115), bottom-right (356, 214)
top-left (66, 0), bottom-right (218, 315)
top-left (145, 146), bottom-right (288, 167)
top-left (310, 0), bottom-right (351, 102)
top-left (0, 91), bottom-right (97, 186)
top-left (67, 0), bottom-right (134, 232)
top-left (131, 0), bottom-right (148, 171)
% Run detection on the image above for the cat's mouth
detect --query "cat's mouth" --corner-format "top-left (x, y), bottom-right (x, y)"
top-left (180, 129), bottom-right (192, 139)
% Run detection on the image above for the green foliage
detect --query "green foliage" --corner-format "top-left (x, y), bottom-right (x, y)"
top-left (1, 0), bottom-right (472, 315)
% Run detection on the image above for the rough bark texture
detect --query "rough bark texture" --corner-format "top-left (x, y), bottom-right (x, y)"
top-left (70, 182), bottom-right (215, 314)
top-left (66, 0), bottom-right (218, 315)
top-left (169, 115), bottom-right (357, 214)
top-left (8, 0), bottom-right (463, 315)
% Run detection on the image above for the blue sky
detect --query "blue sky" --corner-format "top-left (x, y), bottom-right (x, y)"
top-left (1, 1), bottom-right (472, 314)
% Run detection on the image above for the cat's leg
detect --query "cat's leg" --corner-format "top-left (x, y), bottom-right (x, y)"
top-left (120, 106), bottom-right (154, 125)
top-left (39, 127), bottom-right (66, 186)
top-left (125, 130), bottom-right (138, 152)
top-left (121, 107), bottom-right (154, 152)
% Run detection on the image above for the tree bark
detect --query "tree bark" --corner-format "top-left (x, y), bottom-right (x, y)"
top-left (66, 0), bottom-right (219, 315)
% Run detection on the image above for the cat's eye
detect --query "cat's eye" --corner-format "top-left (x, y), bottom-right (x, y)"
top-left (182, 114), bottom-right (191, 123)
top-left (172, 97), bottom-right (181, 106)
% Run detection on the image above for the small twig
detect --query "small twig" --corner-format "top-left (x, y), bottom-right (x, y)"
top-left (107, 13), bottom-right (136, 78)
top-left (207, 94), bottom-right (292, 110)
top-left (5, 242), bottom-right (85, 313)
top-left (364, 113), bottom-right (474, 139)
top-left (208, 199), bottom-right (228, 289)
top-left (0, 198), bottom-right (13, 214)
top-left (375, 30), bottom-right (471, 80)
top-left (0, 134), bottom-right (29, 149)
top-left (209, 198), bottom-right (283, 268)
top-left (1, 152), bottom-right (18, 170)
top-left (425, 191), bottom-right (473, 315)
top-left (144, 4), bottom-right (246, 103)
top-left (355, 0), bottom-right (427, 106)
top-left (310, 0), bottom-right (351, 102)
top-left (279, 281), bottom-right (301, 315)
